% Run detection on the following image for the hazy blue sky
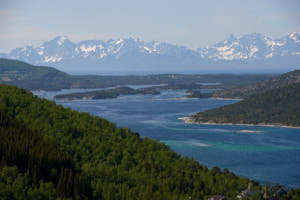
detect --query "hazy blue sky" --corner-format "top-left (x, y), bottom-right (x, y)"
top-left (1, 0), bottom-right (300, 52)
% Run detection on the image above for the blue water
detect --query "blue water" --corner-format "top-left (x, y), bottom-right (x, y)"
top-left (35, 89), bottom-right (300, 188)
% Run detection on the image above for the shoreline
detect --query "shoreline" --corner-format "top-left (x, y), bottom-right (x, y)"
top-left (178, 116), bottom-right (300, 129)
top-left (169, 97), bottom-right (199, 100)
top-left (210, 97), bottom-right (243, 100)
top-left (167, 96), bottom-right (242, 101)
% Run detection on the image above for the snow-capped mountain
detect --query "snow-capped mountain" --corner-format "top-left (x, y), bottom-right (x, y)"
top-left (1, 33), bottom-right (300, 73)
top-left (198, 32), bottom-right (300, 61)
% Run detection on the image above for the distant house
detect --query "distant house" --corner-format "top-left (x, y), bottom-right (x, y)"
top-left (237, 189), bottom-right (256, 199)
top-left (207, 195), bottom-right (228, 200)
top-left (271, 185), bottom-right (287, 198)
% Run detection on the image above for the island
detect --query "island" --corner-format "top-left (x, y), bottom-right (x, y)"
top-left (54, 86), bottom-right (160, 100)
top-left (54, 84), bottom-right (218, 101)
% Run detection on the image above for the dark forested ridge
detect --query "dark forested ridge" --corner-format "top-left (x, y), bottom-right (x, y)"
top-left (1, 84), bottom-right (299, 199)
top-left (213, 70), bottom-right (300, 99)
top-left (0, 58), bottom-right (73, 90)
top-left (190, 82), bottom-right (300, 127)
top-left (0, 58), bottom-right (274, 91)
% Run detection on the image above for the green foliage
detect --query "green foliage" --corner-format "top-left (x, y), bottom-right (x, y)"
top-left (193, 82), bottom-right (300, 127)
top-left (0, 108), bottom-right (91, 199)
top-left (0, 166), bottom-right (58, 200)
top-left (286, 188), bottom-right (300, 199)
top-left (0, 58), bottom-right (72, 91)
top-left (214, 70), bottom-right (300, 98)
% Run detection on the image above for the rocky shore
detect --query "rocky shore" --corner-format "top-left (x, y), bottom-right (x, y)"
top-left (178, 116), bottom-right (300, 129)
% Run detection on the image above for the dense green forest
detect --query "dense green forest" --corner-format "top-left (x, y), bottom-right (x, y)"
top-left (2, 84), bottom-right (300, 199)
top-left (191, 82), bottom-right (300, 127)
top-left (0, 58), bottom-right (273, 91)
top-left (213, 70), bottom-right (300, 99)
top-left (54, 86), bottom-right (160, 100)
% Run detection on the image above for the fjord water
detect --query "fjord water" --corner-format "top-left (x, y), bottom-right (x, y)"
top-left (35, 89), bottom-right (300, 188)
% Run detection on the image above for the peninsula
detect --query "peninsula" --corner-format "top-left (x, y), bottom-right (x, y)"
top-left (181, 82), bottom-right (300, 128)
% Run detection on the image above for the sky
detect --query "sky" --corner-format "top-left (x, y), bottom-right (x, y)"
top-left (0, 0), bottom-right (300, 53)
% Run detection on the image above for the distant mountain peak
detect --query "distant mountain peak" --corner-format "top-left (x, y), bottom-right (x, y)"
top-left (198, 32), bottom-right (300, 61)
top-left (113, 38), bottom-right (124, 44)
top-left (228, 34), bottom-right (237, 41)
top-left (52, 35), bottom-right (70, 46)
top-left (1, 32), bottom-right (299, 73)
top-left (288, 32), bottom-right (300, 43)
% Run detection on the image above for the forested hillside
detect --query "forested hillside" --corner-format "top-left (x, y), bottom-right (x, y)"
top-left (0, 58), bottom-right (73, 90)
top-left (191, 82), bottom-right (300, 127)
top-left (213, 70), bottom-right (300, 99)
top-left (2, 84), bottom-right (299, 199)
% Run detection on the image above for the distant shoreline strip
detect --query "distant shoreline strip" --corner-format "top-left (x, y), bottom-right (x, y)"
top-left (178, 116), bottom-right (300, 129)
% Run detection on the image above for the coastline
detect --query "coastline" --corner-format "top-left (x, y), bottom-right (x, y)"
top-left (167, 96), bottom-right (240, 101)
top-left (169, 97), bottom-right (199, 100)
top-left (178, 116), bottom-right (300, 129)
top-left (210, 97), bottom-right (243, 100)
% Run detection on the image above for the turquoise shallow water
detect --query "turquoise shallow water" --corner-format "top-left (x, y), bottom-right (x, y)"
top-left (35, 89), bottom-right (300, 188)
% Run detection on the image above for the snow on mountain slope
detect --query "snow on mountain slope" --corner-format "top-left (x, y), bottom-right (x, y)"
top-left (198, 32), bottom-right (300, 60)
top-left (1, 33), bottom-right (300, 73)
top-left (5, 36), bottom-right (197, 62)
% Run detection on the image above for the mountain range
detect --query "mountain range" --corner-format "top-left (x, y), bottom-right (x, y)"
top-left (1, 33), bottom-right (300, 74)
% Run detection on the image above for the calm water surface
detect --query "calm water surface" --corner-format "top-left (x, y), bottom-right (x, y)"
top-left (35, 89), bottom-right (300, 188)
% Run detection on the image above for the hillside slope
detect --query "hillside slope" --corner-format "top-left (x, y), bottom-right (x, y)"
top-left (189, 82), bottom-right (300, 127)
top-left (0, 58), bottom-right (73, 90)
top-left (213, 70), bottom-right (300, 98)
